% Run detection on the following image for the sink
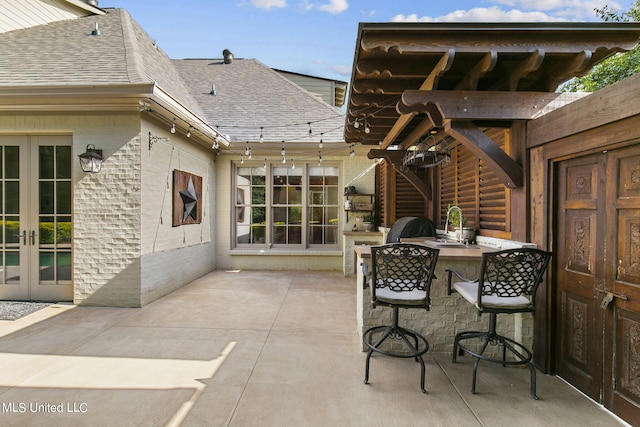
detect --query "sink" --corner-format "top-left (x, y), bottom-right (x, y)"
top-left (421, 239), bottom-right (478, 249)
top-left (435, 241), bottom-right (468, 247)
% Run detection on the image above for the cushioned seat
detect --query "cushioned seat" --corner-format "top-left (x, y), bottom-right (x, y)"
top-left (363, 243), bottom-right (439, 393)
top-left (446, 248), bottom-right (551, 399)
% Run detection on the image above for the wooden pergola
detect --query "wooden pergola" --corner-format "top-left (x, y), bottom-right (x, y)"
top-left (345, 22), bottom-right (640, 192)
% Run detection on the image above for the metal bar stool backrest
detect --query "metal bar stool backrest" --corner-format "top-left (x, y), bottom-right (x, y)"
top-left (371, 243), bottom-right (439, 309)
top-left (477, 248), bottom-right (552, 313)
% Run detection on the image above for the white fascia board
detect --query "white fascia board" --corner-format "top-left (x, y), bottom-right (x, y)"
top-left (63, 0), bottom-right (106, 15)
top-left (150, 84), bottom-right (229, 147)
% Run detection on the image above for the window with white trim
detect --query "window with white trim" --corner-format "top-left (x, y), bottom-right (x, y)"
top-left (234, 162), bottom-right (339, 248)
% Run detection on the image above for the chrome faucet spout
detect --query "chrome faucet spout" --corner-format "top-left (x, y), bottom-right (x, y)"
top-left (445, 206), bottom-right (464, 243)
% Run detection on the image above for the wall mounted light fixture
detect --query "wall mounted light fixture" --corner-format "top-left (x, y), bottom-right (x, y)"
top-left (78, 144), bottom-right (103, 173)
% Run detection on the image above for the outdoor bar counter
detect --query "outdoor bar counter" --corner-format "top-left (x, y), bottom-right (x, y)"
top-left (354, 237), bottom-right (536, 354)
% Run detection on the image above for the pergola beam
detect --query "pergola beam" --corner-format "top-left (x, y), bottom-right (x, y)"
top-left (380, 50), bottom-right (454, 149)
top-left (398, 90), bottom-right (590, 120)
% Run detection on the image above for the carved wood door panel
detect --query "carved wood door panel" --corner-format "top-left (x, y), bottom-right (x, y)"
top-left (603, 145), bottom-right (640, 423)
top-left (555, 153), bottom-right (605, 401)
top-left (556, 146), bottom-right (640, 425)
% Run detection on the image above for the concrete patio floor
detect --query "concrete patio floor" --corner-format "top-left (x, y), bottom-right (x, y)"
top-left (0, 270), bottom-right (629, 426)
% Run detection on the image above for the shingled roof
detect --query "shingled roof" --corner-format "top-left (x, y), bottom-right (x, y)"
top-left (173, 58), bottom-right (345, 144)
top-left (0, 8), bottom-right (208, 120)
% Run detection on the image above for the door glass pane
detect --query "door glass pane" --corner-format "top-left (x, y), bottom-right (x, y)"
top-left (6, 251), bottom-right (19, 283)
top-left (39, 216), bottom-right (55, 245)
top-left (5, 217), bottom-right (19, 244)
top-left (57, 216), bottom-right (72, 245)
top-left (56, 181), bottom-right (71, 214)
top-left (5, 181), bottom-right (18, 214)
top-left (56, 146), bottom-right (71, 179)
top-left (39, 252), bottom-right (54, 282)
top-left (4, 146), bottom-right (18, 179)
top-left (39, 146), bottom-right (54, 179)
top-left (39, 181), bottom-right (54, 214)
top-left (56, 252), bottom-right (71, 281)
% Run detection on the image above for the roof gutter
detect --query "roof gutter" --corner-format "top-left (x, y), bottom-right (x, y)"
top-left (0, 83), bottom-right (229, 147)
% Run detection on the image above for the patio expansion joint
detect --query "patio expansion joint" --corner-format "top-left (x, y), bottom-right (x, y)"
top-left (225, 281), bottom-right (294, 426)
top-left (433, 356), bottom-right (485, 427)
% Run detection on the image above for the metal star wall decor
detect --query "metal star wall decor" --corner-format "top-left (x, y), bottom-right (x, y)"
top-left (179, 176), bottom-right (199, 222)
top-left (173, 170), bottom-right (203, 226)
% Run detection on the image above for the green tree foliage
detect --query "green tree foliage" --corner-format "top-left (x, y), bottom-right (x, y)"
top-left (562, 1), bottom-right (640, 92)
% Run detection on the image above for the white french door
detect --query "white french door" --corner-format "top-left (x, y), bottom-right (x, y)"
top-left (0, 135), bottom-right (73, 301)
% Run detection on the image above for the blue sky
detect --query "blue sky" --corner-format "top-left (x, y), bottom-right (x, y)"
top-left (105, 0), bottom-right (635, 82)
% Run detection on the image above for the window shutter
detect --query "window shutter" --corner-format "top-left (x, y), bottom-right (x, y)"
top-left (438, 128), bottom-right (509, 235)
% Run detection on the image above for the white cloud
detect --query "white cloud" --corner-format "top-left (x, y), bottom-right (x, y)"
top-left (251, 0), bottom-right (287, 10)
top-left (392, 6), bottom-right (565, 23)
top-left (331, 64), bottom-right (352, 75)
top-left (317, 0), bottom-right (348, 14)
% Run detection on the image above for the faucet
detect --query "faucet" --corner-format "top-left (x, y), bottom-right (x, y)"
top-left (445, 205), bottom-right (463, 243)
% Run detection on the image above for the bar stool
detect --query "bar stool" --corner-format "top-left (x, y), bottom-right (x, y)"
top-left (363, 243), bottom-right (439, 393)
top-left (446, 248), bottom-right (551, 399)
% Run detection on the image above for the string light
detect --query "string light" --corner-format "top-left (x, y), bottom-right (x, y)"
top-left (170, 118), bottom-right (176, 134)
top-left (350, 145), bottom-right (355, 157)
top-left (281, 141), bottom-right (286, 157)
top-left (240, 155), bottom-right (244, 164)
top-left (245, 142), bottom-right (250, 156)
top-left (259, 127), bottom-right (264, 143)
top-left (308, 122), bottom-right (312, 135)
top-left (186, 126), bottom-right (192, 138)
top-left (319, 132), bottom-right (324, 149)
top-left (353, 118), bottom-right (360, 129)
top-left (291, 159), bottom-right (295, 169)
top-left (263, 159), bottom-right (267, 169)
top-left (318, 151), bottom-right (323, 165)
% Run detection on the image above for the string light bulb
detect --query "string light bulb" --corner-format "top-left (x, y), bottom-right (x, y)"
top-left (170, 119), bottom-right (176, 134)
top-left (259, 127), bottom-right (264, 143)
top-left (319, 132), bottom-right (324, 149)
top-left (318, 151), bottom-right (323, 165)
top-left (308, 122), bottom-right (312, 135)
top-left (353, 118), bottom-right (360, 129)
top-left (245, 142), bottom-right (250, 156)
top-left (281, 141), bottom-right (286, 157)
top-left (186, 126), bottom-right (191, 138)
top-left (350, 145), bottom-right (355, 157)
top-left (291, 159), bottom-right (295, 169)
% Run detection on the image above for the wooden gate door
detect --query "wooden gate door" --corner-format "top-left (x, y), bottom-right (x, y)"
top-left (555, 146), bottom-right (640, 425)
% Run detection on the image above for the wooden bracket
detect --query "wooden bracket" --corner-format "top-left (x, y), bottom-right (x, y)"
top-left (368, 149), bottom-right (432, 200)
top-left (445, 121), bottom-right (523, 188)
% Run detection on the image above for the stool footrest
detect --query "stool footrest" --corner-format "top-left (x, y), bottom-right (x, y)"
top-left (364, 325), bottom-right (429, 358)
top-left (364, 324), bottom-right (429, 393)
top-left (452, 330), bottom-right (537, 399)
